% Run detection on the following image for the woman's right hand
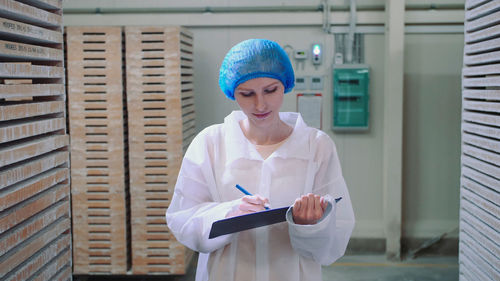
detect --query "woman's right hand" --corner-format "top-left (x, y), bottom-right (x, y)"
top-left (226, 195), bottom-right (270, 218)
top-left (292, 193), bottom-right (328, 225)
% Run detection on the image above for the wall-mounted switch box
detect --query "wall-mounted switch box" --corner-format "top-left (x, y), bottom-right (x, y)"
top-left (294, 50), bottom-right (307, 60)
top-left (310, 76), bottom-right (324, 90)
top-left (294, 76), bottom-right (308, 90)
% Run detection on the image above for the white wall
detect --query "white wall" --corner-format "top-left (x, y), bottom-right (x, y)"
top-left (403, 34), bottom-right (463, 238)
top-left (62, 0), bottom-right (464, 240)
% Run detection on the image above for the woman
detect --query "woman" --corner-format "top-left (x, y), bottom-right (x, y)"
top-left (166, 39), bottom-right (355, 281)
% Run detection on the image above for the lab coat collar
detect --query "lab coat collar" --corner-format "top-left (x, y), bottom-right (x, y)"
top-left (224, 111), bottom-right (311, 165)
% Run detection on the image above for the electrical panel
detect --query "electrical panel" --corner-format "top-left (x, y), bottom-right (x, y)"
top-left (332, 64), bottom-right (370, 131)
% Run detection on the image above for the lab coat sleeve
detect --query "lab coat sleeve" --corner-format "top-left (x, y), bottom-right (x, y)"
top-left (286, 133), bottom-right (355, 265)
top-left (165, 129), bottom-right (239, 253)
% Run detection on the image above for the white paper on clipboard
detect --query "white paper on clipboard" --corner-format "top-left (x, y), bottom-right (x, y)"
top-left (297, 93), bottom-right (322, 129)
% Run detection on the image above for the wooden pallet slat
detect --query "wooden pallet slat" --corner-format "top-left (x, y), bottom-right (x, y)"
top-left (460, 199), bottom-right (500, 241)
top-left (461, 223), bottom-right (500, 264)
top-left (465, 0), bottom-right (492, 10)
top-left (460, 209), bottom-right (500, 255)
top-left (462, 156), bottom-right (500, 184)
top-left (0, 117), bottom-right (66, 143)
top-left (462, 64), bottom-right (500, 77)
top-left (0, 150), bottom-right (67, 189)
top-left (465, 10), bottom-right (500, 33)
top-left (463, 111), bottom-right (500, 128)
top-left (31, 248), bottom-right (71, 281)
top-left (461, 174), bottom-right (500, 207)
top-left (0, 217), bottom-right (70, 277)
top-left (0, 196), bottom-right (68, 256)
top-left (0, 182), bottom-right (68, 235)
top-left (0, 167), bottom-right (68, 212)
top-left (462, 133), bottom-right (500, 154)
top-left (459, 254), bottom-right (492, 281)
top-left (465, 36), bottom-right (500, 55)
top-left (460, 238), bottom-right (500, 278)
top-left (16, 0), bottom-right (62, 11)
top-left (466, 25), bottom-right (500, 47)
top-left (0, 39), bottom-right (62, 61)
top-left (3, 234), bottom-right (70, 281)
top-left (463, 89), bottom-right (500, 100)
top-left (0, 101), bottom-right (65, 122)
top-left (463, 100), bottom-right (500, 114)
top-left (0, 83), bottom-right (64, 99)
top-left (462, 144), bottom-right (500, 172)
top-left (0, 134), bottom-right (68, 167)
top-left (463, 50), bottom-right (500, 66)
top-left (465, 0), bottom-right (500, 21)
top-left (0, 0), bottom-right (61, 28)
top-left (462, 75), bottom-right (500, 87)
top-left (0, 17), bottom-right (62, 44)
top-left (462, 122), bottom-right (500, 141)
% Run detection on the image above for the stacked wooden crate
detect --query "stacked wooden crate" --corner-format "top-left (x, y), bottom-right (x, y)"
top-left (460, 1), bottom-right (500, 280)
top-left (125, 26), bottom-right (195, 275)
top-left (65, 25), bottom-right (195, 276)
top-left (0, 1), bottom-right (71, 281)
top-left (66, 26), bottom-right (128, 274)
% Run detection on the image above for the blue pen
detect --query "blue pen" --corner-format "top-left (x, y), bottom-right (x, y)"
top-left (235, 184), bottom-right (270, 210)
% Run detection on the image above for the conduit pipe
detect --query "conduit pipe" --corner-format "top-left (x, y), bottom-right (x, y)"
top-left (322, 0), bottom-right (331, 34)
top-left (63, 5), bottom-right (323, 14)
top-left (346, 0), bottom-right (357, 63)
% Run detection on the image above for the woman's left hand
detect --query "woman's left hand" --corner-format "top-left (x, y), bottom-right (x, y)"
top-left (292, 193), bottom-right (328, 225)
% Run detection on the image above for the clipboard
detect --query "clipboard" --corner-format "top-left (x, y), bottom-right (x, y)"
top-left (208, 197), bottom-right (342, 239)
top-left (208, 207), bottom-right (289, 239)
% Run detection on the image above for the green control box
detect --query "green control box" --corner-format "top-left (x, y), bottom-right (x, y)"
top-left (332, 64), bottom-right (370, 131)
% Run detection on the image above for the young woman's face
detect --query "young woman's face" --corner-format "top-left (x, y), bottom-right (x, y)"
top-left (234, 77), bottom-right (285, 128)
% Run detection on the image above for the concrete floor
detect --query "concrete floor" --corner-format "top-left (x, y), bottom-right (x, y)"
top-left (74, 254), bottom-right (459, 281)
top-left (323, 255), bottom-right (459, 281)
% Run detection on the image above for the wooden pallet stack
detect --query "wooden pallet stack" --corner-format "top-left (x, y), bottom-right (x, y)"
top-left (0, 1), bottom-right (71, 281)
top-left (125, 26), bottom-right (195, 275)
top-left (66, 26), bottom-right (128, 275)
top-left (460, 1), bottom-right (500, 280)
top-left (65, 25), bottom-right (195, 276)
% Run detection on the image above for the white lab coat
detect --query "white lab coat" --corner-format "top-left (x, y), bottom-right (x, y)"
top-left (166, 111), bottom-right (355, 281)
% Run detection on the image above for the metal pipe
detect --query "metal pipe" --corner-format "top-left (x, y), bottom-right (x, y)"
top-left (346, 0), bottom-right (356, 63)
top-left (322, 0), bottom-right (331, 33)
top-left (63, 5), bottom-right (324, 15)
top-left (62, 1), bottom-right (463, 15)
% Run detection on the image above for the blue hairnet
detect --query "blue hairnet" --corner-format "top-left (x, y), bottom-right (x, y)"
top-left (219, 39), bottom-right (295, 100)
